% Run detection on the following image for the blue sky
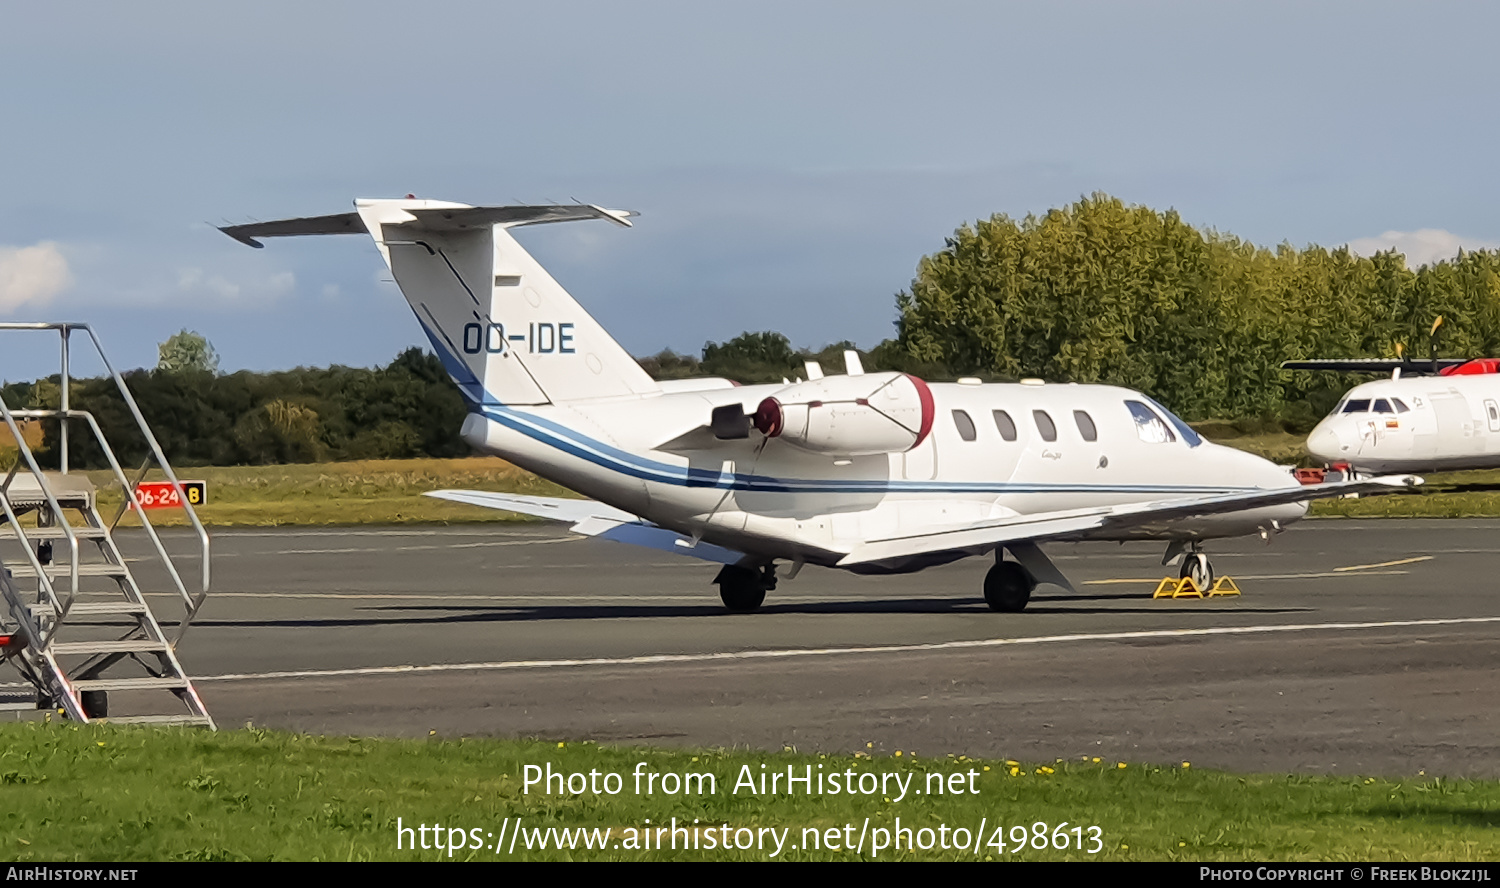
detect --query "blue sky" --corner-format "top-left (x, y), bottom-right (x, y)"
top-left (3, 1), bottom-right (1499, 381)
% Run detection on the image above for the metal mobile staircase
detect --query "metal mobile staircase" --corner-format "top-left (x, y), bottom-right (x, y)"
top-left (0, 323), bottom-right (212, 727)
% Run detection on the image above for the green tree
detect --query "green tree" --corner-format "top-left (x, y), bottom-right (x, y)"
top-left (157, 329), bottom-right (220, 374)
top-left (700, 331), bottom-right (802, 383)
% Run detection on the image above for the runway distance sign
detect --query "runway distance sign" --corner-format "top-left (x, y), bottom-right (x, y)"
top-left (132, 481), bottom-right (207, 510)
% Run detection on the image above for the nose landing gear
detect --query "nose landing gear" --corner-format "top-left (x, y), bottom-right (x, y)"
top-left (1180, 551), bottom-right (1215, 591)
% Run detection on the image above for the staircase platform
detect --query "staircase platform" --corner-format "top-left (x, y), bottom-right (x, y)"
top-left (2, 472), bottom-right (96, 510)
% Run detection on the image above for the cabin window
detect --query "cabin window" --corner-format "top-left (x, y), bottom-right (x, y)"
top-left (992, 409), bottom-right (1018, 442)
top-left (1073, 410), bottom-right (1098, 442)
top-left (1392, 399), bottom-right (1410, 413)
top-left (1033, 410), bottom-right (1057, 442)
top-left (1373, 399), bottom-right (1392, 413)
top-left (1125, 401), bottom-right (1176, 443)
top-left (952, 409), bottom-right (977, 442)
top-left (1341, 399), bottom-right (1371, 413)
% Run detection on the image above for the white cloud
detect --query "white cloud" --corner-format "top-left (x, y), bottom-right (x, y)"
top-left (0, 241), bottom-right (73, 313)
top-left (175, 266), bottom-right (295, 305)
top-left (1345, 229), bottom-right (1500, 268)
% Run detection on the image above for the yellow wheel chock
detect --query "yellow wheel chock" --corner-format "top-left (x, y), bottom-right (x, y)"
top-left (1152, 576), bottom-right (1241, 599)
top-left (1206, 576), bottom-right (1240, 597)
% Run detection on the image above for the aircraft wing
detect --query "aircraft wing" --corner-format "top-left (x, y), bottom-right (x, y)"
top-left (837, 474), bottom-right (1421, 567)
top-left (1280, 359), bottom-right (1466, 375)
top-left (425, 491), bottom-right (745, 565)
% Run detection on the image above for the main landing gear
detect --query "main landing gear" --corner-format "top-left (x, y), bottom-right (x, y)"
top-left (983, 559), bottom-right (1036, 613)
top-left (714, 563), bottom-right (777, 613)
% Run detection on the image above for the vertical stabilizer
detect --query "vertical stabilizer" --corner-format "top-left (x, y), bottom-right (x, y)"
top-left (221, 199), bottom-right (661, 406)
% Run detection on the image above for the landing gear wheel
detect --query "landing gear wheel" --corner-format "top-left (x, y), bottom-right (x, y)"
top-left (984, 561), bottom-right (1035, 612)
top-left (1181, 553), bottom-right (1214, 591)
top-left (716, 565), bottom-right (767, 613)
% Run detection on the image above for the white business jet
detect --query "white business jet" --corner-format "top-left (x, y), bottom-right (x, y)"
top-left (221, 199), bottom-right (1418, 612)
top-left (1286, 353), bottom-right (1500, 474)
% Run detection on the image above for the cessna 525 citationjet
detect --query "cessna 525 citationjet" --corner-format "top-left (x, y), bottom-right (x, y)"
top-left (221, 199), bottom-right (1419, 612)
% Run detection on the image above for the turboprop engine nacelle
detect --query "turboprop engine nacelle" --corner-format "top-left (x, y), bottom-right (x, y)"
top-left (751, 372), bottom-right (935, 456)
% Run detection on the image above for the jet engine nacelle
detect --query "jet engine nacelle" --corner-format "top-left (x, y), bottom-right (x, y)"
top-left (752, 372), bottom-right (935, 456)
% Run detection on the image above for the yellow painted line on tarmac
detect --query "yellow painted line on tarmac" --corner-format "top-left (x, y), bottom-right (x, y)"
top-left (1084, 570), bottom-right (1409, 585)
top-left (1333, 555), bottom-right (1433, 572)
top-left (1234, 570), bottom-right (1408, 580)
top-left (1085, 555), bottom-right (1431, 586)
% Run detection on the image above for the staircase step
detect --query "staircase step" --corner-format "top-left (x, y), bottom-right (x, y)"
top-left (71, 677), bottom-right (187, 692)
top-left (30, 601), bottom-right (147, 616)
top-left (0, 526), bottom-right (108, 541)
top-left (0, 691), bottom-right (37, 712)
top-left (50, 639), bottom-right (166, 655)
top-left (98, 714), bottom-right (213, 727)
top-left (6, 563), bottom-right (128, 579)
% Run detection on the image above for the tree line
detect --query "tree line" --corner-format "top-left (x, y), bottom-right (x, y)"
top-left (1, 348), bottom-right (470, 469)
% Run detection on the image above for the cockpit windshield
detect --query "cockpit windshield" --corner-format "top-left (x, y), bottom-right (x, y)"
top-left (1138, 395), bottom-right (1203, 447)
top-left (1126, 401), bottom-right (1174, 443)
top-left (1341, 399), bottom-right (1371, 413)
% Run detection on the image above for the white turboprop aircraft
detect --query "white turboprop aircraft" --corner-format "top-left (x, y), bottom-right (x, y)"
top-left (221, 199), bottom-right (1419, 612)
top-left (1286, 355), bottom-right (1500, 474)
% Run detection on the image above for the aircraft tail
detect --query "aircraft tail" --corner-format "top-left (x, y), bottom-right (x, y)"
top-left (221, 199), bottom-right (660, 405)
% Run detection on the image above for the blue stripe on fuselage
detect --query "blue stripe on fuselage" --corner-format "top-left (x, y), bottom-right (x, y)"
top-left (478, 404), bottom-right (1252, 496)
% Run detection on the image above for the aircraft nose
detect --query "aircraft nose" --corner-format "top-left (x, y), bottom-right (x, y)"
top-left (1307, 424), bottom-right (1346, 462)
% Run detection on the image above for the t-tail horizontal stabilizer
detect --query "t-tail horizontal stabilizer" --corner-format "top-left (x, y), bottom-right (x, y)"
top-left (424, 491), bottom-right (744, 565)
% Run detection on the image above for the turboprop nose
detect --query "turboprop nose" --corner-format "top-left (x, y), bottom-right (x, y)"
top-left (1307, 423), bottom-right (1346, 463)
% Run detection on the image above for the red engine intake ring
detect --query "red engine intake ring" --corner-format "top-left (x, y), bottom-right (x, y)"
top-left (908, 374), bottom-right (935, 449)
top-left (753, 397), bottom-right (784, 437)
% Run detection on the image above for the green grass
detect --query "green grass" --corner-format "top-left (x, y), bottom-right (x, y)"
top-left (1193, 428), bottom-right (1500, 518)
top-left (1308, 468), bottom-right (1500, 518)
top-left (82, 458), bottom-right (577, 528)
top-left (0, 723), bottom-right (1495, 861)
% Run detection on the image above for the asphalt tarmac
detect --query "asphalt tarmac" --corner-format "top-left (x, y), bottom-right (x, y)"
top-left (41, 519), bottom-right (1500, 776)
